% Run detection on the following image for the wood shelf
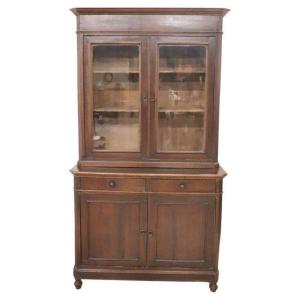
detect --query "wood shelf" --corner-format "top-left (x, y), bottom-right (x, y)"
top-left (94, 107), bottom-right (139, 112)
top-left (159, 108), bottom-right (205, 113)
top-left (93, 70), bottom-right (139, 74)
top-left (94, 120), bottom-right (140, 152)
top-left (159, 68), bottom-right (205, 74)
top-left (94, 88), bottom-right (139, 91)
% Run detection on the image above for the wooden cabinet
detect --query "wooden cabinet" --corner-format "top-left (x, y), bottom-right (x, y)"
top-left (71, 7), bottom-right (229, 292)
top-left (148, 194), bottom-right (216, 268)
top-left (79, 193), bottom-right (147, 267)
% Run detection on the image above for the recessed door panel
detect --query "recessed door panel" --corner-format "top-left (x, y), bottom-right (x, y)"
top-left (80, 193), bottom-right (147, 266)
top-left (148, 194), bottom-right (215, 268)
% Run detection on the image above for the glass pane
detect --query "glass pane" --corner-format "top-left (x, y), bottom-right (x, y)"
top-left (157, 45), bottom-right (207, 152)
top-left (93, 45), bottom-right (140, 152)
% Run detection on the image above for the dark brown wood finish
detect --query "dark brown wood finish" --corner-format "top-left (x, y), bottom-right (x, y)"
top-left (83, 35), bottom-right (148, 160)
top-left (148, 194), bottom-right (215, 268)
top-left (73, 8), bottom-right (228, 169)
top-left (149, 178), bottom-right (216, 193)
top-left (79, 177), bottom-right (146, 192)
top-left (71, 7), bottom-right (228, 292)
top-left (71, 7), bottom-right (229, 16)
top-left (149, 36), bottom-right (217, 160)
top-left (79, 193), bottom-right (147, 266)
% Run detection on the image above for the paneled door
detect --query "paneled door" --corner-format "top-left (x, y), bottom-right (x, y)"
top-left (148, 194), bottom-right (216, 268)
top-left (83, 36), bottom-right (148, 159)
top-left (149, 36), bottom-right (217, 161)
top-left (80, 193), bottom-right (147, 267)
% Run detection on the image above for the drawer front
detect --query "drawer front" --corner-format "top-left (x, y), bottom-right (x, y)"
top-left (79, 177), bottom-right (146, 192)
top-left (149, 179), bottom-right (215, 193)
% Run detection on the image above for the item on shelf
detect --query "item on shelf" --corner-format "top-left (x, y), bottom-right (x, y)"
top-left (104, 72), bottom-right (113, 83)
top-left (97, 113), bottom-right (104, 124)
top-left (199, 75), bottom-right (204, 90)
top-left (165, 55), bottom-right (175, 69)
top-left (168, 89), bottom-right (182, 105)
top-left (94, 80), bottom-right (103, 90)
top-left (93, 135), bottom-right (106, 149)
top-left (128, 73), bottom-right (139, 82)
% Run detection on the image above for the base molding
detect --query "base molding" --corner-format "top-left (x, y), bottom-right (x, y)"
top-left (74, 266), bottom-right (218, 282)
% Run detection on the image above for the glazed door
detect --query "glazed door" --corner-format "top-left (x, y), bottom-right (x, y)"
top-left (149, 37), bottom-right (217, 160)
top-left (148, 194), bottom-right (215, 268)
top-left (83, 36), bottom-right (148, 159)
top-left (80, 193), bottom-right (147, 267)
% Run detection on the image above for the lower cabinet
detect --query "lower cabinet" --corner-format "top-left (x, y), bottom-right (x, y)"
top-left (78, 192), bottom-right (216, 269)
top-left (79, 193), bottom-right (147, 266)
top-left (148, 194), bottom-right (215, 268)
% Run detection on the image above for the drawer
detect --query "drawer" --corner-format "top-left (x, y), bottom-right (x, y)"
top-left (149, 179), bottom-right (215, 193)
top-left (79, 177), bottom-right (146, 192)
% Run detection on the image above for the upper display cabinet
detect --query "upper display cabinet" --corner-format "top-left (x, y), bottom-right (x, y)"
top-left (72, 8), bottom-right (229, 169)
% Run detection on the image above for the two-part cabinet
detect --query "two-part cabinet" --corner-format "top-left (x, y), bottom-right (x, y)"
top-left (71, 8), bottom-right (229, 292)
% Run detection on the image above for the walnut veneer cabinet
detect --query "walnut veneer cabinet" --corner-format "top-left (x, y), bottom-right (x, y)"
top-left (70, 7), bottom-right (229, 292)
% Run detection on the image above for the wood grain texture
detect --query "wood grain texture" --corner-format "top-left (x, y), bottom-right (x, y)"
top-left (148, 194), bottom-right (215, 268)
top-left (83, 35), bottom-right (148, 160)
top-left (71, 165), bottom-right (227, 179)
top-left (76, 32), bottom-right (223, 168)
top-left (71, 7), bottom-right (228, 292)
top-left (74, 266), bottom-right (218, 282)
top-left (71, 8), bottom-right (230, 16)
top-left (79, 177), bottom-right (146, 192)
top-left (149, 36), bottom-right (217, 161)
top-left (79, 193), bottom-right (147, 266)
top-left (149, 179), bottom-right (216, 193)
top-left (77, 15), bottom-right (223, 33)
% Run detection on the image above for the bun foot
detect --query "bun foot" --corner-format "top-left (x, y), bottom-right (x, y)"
top-left (209, 282), bottom-right (218, 292)
top-left (74, 279), bottom-right (82, 289)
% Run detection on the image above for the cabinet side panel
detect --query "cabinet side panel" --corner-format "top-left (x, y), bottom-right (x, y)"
top-left (74, 180), bottom-right (82, 267)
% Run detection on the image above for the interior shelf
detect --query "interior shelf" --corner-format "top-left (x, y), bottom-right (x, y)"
top-left (159, 108), bottom-right (205, 113)
top-left (94, 107), bottom-right (139, 112)
top-left (159, 68), bottom-right (205, 74)
top-left (93, 70), bottom-right (139, 74)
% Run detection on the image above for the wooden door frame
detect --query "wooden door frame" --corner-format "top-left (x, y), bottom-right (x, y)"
top-left (148, 36), bottom-right (218, 161)
top-left (78, 192), bottom-right (148, 267)
top-left (147, 193), bottom-right (216, 268)
top-left (82, 35), bottom-right (148, 160)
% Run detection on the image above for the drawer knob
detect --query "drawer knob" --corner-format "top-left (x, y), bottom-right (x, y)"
top-left (108, 180), bottom-right (116, 188)
top-left (179, 182), bottom-right (185, 189)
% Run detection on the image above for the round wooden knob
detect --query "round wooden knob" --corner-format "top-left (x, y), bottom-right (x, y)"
top-left (179, 183), bottom-right (185, 189)
top-left (108, 180), bottom-right (116, 188)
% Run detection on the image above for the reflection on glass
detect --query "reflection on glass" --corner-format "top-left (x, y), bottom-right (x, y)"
top-left (158, 45), bottom-right (207, 152)
top-left (93, 45), bottom-right (140, 151)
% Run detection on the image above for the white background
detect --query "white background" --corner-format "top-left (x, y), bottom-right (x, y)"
top-left (0, 0), bottom-right (300, 299)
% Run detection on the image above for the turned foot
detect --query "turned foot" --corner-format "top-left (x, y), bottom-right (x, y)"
top-left (74, 279), bottom-right (82, 289)
top-left (209, 282), bottom-right (218, 292)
